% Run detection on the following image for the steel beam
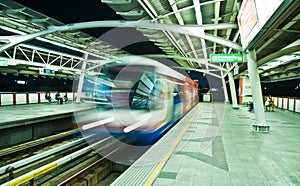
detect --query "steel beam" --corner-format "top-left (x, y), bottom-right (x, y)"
top-left (0, 20), bottom-right (242, 53)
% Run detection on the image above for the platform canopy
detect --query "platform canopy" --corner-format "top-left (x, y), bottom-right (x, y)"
top-left (0, 0), bottom-right (298, 82)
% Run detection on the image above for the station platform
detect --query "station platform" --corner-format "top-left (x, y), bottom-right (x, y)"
top-left (0, 102), bottom-right (95, 148)
top-left (112, 102), bottom-right (300, 185)
top-left (0, 102), bottom-right (94, 130)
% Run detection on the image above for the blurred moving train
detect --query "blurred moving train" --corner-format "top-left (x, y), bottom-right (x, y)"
top-left (81, 56), bottom-right (198, 145)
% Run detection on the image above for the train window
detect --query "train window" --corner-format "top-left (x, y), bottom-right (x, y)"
top-left (140, 73), bottom-right (154, 90)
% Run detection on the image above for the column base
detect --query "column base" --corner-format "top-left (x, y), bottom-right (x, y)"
top-left (232, 106), bottom-right (239, 109)
top-left (252, 124), bottom-right (270, 132)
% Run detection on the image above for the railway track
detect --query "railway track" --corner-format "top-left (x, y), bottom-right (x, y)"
top-left (0, 133), bottom-right (132, 186)
top-left (0, 129), bottom-right (81, 167)
top-left (0, 120), bottom-right (154, 186)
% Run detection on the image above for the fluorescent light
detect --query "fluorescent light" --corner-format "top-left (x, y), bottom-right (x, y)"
top-left (45, 65), bottom-right (60, 71)
top-left (0, 25), bottom-right (26, 35)
top-left (16, 80), bottom-right (26, 84)
top-left (277, 55), bottom-right (298, 62)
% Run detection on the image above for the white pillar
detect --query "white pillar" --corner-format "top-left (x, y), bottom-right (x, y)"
top-left (226, 63), bottom-right (239, 108)
top-left (246, 50), bottom-right (269, 132)
top-left (220, 70), bottom-right (229, 103)
top-left (75, 54), bottom-right (88, 103)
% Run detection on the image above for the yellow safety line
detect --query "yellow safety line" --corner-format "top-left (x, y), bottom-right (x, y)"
top-left (7, 162), bottom-right (58, 186)
top-left (144, 103), bottom-right (204, 186)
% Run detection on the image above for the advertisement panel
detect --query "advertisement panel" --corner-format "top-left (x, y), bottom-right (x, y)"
top-left (238, 0), bottom-right (284, 50)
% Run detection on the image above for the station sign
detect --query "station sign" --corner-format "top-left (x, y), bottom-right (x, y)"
top-left (39, 68), bottom-right (55, 76)
top-left (210, 54), bottom-right (244, 63)
top-left (233, 65), bottom-right (239, 75)
top-left (0, 59), bottom-right (8, 66)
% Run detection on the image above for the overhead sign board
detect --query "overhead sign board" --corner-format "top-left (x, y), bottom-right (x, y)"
top-left (238, 0), bottom-right (258, 45)
top-left (39, 68), bottom-right (55, 76)
top-left (0, 59), bottom-right (8, 66)
top-left (210, 54), bottom-right (244, 63)
top-left (238, 0), bottom-right (284, 50)
top-left (255, 0), bottom-right (284, 29)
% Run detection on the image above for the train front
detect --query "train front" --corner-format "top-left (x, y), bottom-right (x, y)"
top-left (78, 56), bottom-right (198, 145)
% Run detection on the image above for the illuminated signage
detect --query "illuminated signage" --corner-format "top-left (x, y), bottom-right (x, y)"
top-left (16, 80), bottom-right (26, 84)
top-left (39, 68), bottom-right (55, 76)
top-left (210, 54), bottom-right (244, 63)
top-left (0, 59), bottom-right (8, 66)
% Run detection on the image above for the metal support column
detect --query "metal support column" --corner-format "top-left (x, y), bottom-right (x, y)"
top-left (246, 50), bottom-right (269, 132)
top-left (221, 70), bottom-right (229, 103)
top-left (226, 63), bottom-right (239, 108)
top-left (75, 54), bottom-right (87, 103)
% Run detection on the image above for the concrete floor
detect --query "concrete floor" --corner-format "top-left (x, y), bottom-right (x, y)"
top-left (113, 102), bottom-right (300, 186)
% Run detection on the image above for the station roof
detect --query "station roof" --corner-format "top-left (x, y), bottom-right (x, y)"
top-left (0, 0), bottom-right (299, 82)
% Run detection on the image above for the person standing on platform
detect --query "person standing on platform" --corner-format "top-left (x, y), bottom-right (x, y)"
top-left (269, 95), bottom-right (274, 111)
top-left (265, 95), bottom-right (274, 111)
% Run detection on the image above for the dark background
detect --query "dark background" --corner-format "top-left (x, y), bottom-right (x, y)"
top-left (0, 74), bottom-right (73, 92)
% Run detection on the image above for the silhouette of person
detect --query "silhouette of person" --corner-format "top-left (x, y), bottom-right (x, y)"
top-left (45, 91), bottom-right (51, 103)
top-left (55, 91), bottom-right (63, 104)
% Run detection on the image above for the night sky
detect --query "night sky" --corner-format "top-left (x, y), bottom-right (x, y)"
top-left (13, 0), bottom-right (165, 55)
